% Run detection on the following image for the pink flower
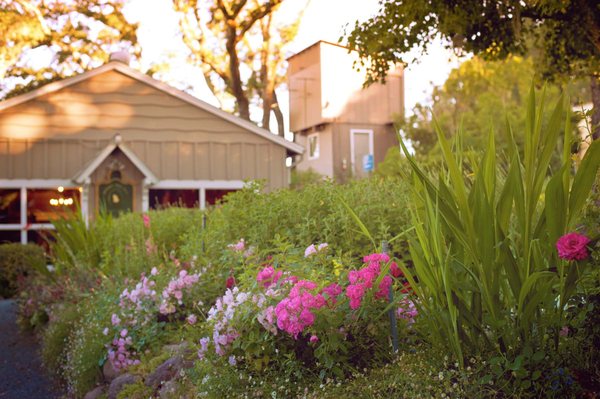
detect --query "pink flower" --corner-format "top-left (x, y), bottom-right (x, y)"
top-left (150, 267), bottom-right (158, 276)
top-left (111, 314), bottom-right (121, 326)
top-left (256, 266), bottom-right (282, 288)
top-left (389, 262), bottom-right (403, 278)
top-left (187, 314), bottom-right (198, 325)
top-left (559, 326), bottom-right (569, 337)
top-left (228, 238), bottom-right (245, 252)
top-left (304, 244), bottom-right (317, 257)
top-left (310, 334), bottom-right (319, 343)
top-left (305, 243), bottom-right (328, 257)
top-left (103, 327), bottom-right (109, 336)
top-left (556, 233), bottom-right (591, 261)
top-left (226, 275), bottom-right (236, 289)
top-left (142, 213), bottom-right (151, 228)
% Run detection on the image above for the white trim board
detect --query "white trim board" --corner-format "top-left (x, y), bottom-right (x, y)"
top-left (72, 136), bottom-right (159, 185)
top-left (150, 180), bottom-right (247, 190)
top-left (0, 179), bottom-right (75, 188)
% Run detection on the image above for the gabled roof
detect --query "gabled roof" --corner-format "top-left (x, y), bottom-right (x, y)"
top-left (0, 61), bottom-right (303, 155)
top-left (72, 134), bottom-right (158, 185)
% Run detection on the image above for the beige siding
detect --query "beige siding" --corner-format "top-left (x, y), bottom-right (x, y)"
top-left (0, 69), bottom-right (290, 189)
top-left (288, 42), bottom-right (404, 133)
top-left (288, 44), bottom-right (323, 132)
top-left (331, 123), bottom-right (397, 181)
top-left (295, 126), bottom-right (334, 177)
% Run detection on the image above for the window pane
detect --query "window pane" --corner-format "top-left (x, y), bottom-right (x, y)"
top-left (206, 189), bottom-right (237, 206)
top-left (308, 135), bottom-right (319, 159)
top-left (0, 230), bottom-right (20, 243)
top-left (149, 189), bottom-right (199, 209)
top-left (0, 189), bottom-right (20, 224)
top-left (27, 188), bottom-right (80, 223)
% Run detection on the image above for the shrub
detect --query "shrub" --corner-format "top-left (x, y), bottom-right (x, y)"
top-left (0, 243), bottom-right (45, 298)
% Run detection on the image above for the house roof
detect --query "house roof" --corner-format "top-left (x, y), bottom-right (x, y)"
top-left (72, 134), bottom-right (159, 185)
top-left (286, 40), bottom-right (350, 61)
top-left (0, 61), bottom-right (303, 155)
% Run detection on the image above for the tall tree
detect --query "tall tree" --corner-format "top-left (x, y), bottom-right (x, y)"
top-left (402, 55), bottom-right (589, 155)
top-left (346, 0), bottom-right (600, 138)
top-left (0, 0), bottom-right (138, 99)
top-left (173, 0), bottom-right (302, 136)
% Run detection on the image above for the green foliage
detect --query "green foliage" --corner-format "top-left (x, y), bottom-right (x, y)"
top-left (182, 178), bottom-right (412, 262)
top-left (400, 55), bottom-right (588, 157)
top-left (50, 208), bottom-right (201, 279)
top-left (1, 0), bottom-right (139, 98)
top-left (290, 169), bottom-right (326, 190)
top-left (398, 87), bottom-right (600, 365)
top-left (345, 0), bottom-right (599, 86)
top-left (0, 243), bottom-right (45, 298)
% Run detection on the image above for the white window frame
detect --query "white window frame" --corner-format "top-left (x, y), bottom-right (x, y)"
top-left (307, 133), bottom-right (320, 160)
top-left (0, 179), bottom-right (81, 244)
top-left (349, 129), bottom-right (374, 174)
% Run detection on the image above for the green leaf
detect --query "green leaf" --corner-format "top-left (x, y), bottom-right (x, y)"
top-left (568, 139), bottom-right (600, 226)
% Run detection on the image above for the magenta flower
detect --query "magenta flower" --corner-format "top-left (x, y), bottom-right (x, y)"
top-left (556, 232), bottom-right (591, 261)
top-left (142, 213), bottom-right (151, 228)
top-left (309, 334), bottom-right (319, 343)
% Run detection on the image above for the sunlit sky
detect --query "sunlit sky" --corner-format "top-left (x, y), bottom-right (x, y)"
top-left (123, 0), bottom-right (464, 134)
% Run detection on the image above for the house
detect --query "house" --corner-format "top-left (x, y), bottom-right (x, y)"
top-left (288, 41), bottom-right (403, 180)
top-left (0, 54), bottom-right (303, 244)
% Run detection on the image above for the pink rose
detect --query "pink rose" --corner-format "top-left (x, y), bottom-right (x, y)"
top-left (556, 232), bottom-right (591, 261)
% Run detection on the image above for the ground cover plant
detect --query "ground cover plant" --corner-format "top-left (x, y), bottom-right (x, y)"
top-left (8, 89), bottom-right (600, 398)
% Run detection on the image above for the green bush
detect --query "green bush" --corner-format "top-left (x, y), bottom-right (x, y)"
top-left (0, 243), bottom-right (45, 298)
top-left (181, 178), bottom-right (412, 263)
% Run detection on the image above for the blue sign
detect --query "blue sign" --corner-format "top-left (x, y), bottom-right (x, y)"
top-left (362, 154), bottom-right (374, 172)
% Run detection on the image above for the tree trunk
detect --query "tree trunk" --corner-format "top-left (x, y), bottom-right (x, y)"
top-left (272, 91), bottom-right (285, 137)
top-left (591, 75), bottom-right (600, 140)
top-left (226, 26), bottom-right (250, 121)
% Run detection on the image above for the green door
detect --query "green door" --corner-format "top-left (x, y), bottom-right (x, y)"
top-left (99, 181), bottom-right (133, 217)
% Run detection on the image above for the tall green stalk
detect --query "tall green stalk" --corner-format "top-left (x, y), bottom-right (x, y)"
top-left (399, 87), bottom-right (600, 365)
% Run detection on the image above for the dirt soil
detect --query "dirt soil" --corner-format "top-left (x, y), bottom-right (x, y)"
top-left (0, 299), bottom-right (61, 399)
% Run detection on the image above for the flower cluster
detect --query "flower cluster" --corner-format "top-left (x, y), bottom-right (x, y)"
top-left (119, 274), bottom-right (157, 311)
top-left (256, 266), bottom-right (283, 288)
top-left (304, 242), bottom-right (328, 257)
top-left (556, 232), bottom-right (591, 261)
top-left (346, 253), bottom-right (393, 310)
top-left (275, 280), bottom-right (326, 338)
top-left (107, 329), bottom-right (140, 370)
top-left (198, 288), bottom-right (248, 359)
top-left (159, 269), bottom-right (200, 315)
top-left (396, 297), bottom-right (418, 325)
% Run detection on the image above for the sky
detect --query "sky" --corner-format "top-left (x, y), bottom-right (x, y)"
top-left (123, 0), bottom-right (464, 135)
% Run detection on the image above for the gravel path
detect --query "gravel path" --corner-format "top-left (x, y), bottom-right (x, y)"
top-left (0, 300), bottom-right (61, 399)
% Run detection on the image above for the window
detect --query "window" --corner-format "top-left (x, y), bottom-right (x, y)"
top-left (0, 189), bottom-right (20, 224)
top-left (149, 189), bottom-right (199, 209)
top-left (307, 133), bottom-right (320, 160)
top-left (27, 188), bottom-right (80, 223)
top-left (206, 189), bottom-right (237, 206)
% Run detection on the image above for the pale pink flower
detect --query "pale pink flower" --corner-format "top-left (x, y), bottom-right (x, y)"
top-left (187, 314), bottom-right (198, 325)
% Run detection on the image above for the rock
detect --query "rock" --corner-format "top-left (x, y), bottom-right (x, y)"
top-left (162, 342), bottom-right (189, 356)
top-left (108, 373), bottom-right (140, 399)
top-left (84, 385), bottom-right (107, 399)
top-left (103, 360), bottom-right (120, 382)
top-left (145, 356), bottom-right (194, 389)
top-left (158, 380), bottom-right (178, 399)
